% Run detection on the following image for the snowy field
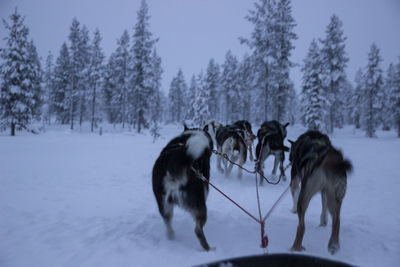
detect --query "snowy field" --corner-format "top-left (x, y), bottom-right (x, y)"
top-left (0, 124), bottom-right (399, 267)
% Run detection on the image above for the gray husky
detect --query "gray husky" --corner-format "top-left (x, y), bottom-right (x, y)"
top-left (289, 130), bottom-right (352, 254)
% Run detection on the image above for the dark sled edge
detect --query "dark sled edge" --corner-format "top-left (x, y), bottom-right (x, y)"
top-left (196, 253), bottom-right (357, 267)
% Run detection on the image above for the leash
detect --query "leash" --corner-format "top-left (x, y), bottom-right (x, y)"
top-left (192, 166), bottom-right (261, 224)
top-left (192, 161), bottom-right (292, 249)
top-left (213, 133), bottom-right (290, 185)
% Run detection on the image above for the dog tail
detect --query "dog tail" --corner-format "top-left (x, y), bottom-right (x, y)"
top-left (324, 149), bottom-right (353, 178)
top-left (186, 131), bottom-right (210, 160)
top-left (335, 159), bottom-right (353, 174)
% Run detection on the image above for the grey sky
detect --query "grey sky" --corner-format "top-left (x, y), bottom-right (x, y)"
top-left (1, 0), bottom-right (399, 93)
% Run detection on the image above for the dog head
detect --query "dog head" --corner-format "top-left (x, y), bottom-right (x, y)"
top-left (233, 120), bottom-right (256, 144)
top-left (258, 120), bottom-right (290, 152)
top-left (281, 122), bottom-right (289, 139)
top-left (203, 120), bottom-right (222, 135)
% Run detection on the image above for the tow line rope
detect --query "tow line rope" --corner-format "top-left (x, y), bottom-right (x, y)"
top-left (194, 138), bottom-right (291, 249)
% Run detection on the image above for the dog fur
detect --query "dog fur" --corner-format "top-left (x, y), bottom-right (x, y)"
top-left (215, 120), bottom-right (255, 179)
top-left (255, 120), bottom-right (290, 184)
top-left (152, 128), bottom-right (213, 250)
top-left (203, 120), bottom-right (223, 149)
top-left (288, 130), bottom-right (352, 254)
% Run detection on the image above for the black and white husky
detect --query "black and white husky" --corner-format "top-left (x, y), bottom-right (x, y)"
top-left (215, 120), bottom-right (255, 179)
top-left (255, 120), bottom-right (290, 184)
top-left (152, 127), bottom-right (213, 250)
top-left (289, 130), bottom-right (352, 254)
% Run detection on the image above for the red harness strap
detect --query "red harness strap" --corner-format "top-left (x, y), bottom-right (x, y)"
top-left (194, 166), bottom-right (291, 248)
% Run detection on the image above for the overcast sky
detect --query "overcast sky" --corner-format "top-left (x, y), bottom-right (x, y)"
top-left (1, 0), bottom-right (399, 93)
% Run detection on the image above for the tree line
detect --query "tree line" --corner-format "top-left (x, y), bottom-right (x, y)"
top-left (1, 0), bottom-right (399, 137)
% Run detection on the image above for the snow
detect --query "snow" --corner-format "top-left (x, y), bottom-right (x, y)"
top-left (0, 124), bottom-right (399, 267)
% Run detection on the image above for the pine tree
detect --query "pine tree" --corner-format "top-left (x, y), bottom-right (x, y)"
top-left (237, 54), bottom-right (255, 122)
top-left (286, 83), bottom-right (298, 125)
top-left (149, 49), bottom-right (163, 122)
top-left (242, 0), bottom-right (297, 122)
top-left (102, 52), bottom-right (119, 124)
top-left (68, 18), bottom-right (80, 130)
top-left (186, 75), bottom-right (198, 121)
top-left (242, 0), bottom-right (277, 121)
top-left (43, 51), bottom-right (54, 125)
top-left (26, 39), bottom-right (42, 122)
top-left (352, 69), bottom-right (364, 129)
top-left (149, 48), bottom-right (163, 141)
top-left (77, 25), bottom-right (91, 127)
top-left (363, 43), bottom-right (383, 138)
top-left (113, 30), bottom-right (131, 127)
top-left (88, 29), bottom-right (105, 132)
top-left (221, 50), bottom-right (239, 123)
top-left (300, 40), bottom-right (328, 131)
top-left (168, 69), bottom-right (187, 123)
top-left (382, 63), bottom-right (396, 130)
top-left (320, 14), bottom-right (349, 132)
top-left (193, 71), bottom-right (210, 126)
top-left (52, 43), bottom-right (71, 124)
top-left (130, 0), bottom-right (157, 133)
top-left (393, 59), bottom-right (400, 137)
top-left (341, 80), bottom-right (354, 125)
top-left (204, 59), bottom-right (220, 120)
top-left (0, 9), bottom-right (40, 135)
top-left (274, 0), bottom-right (297, 122)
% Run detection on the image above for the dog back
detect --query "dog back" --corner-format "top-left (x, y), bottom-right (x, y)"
top-left (289, 131), bottom-right (352, 180)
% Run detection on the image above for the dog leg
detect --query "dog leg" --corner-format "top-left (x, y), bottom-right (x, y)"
top-left (227, 153), bottom-right (238, 177)
top-left (320, 191), bottom-right (328, 227)
top-left (248, 144), bottom-right (254, 161)
top-left (327, 195), bottom-right (342, 254)
top-left (290, 176), bottom-right (301, 213)
top-left (291, 186), bottom-right (312, 252)
top-left (279, 153), bottom-right (286, 181)
top-left (291, 206), bottom-right (306, 252)
top-left (216, 148), bottom-right (224, 173)
top-left (272, 154), bottom-right (279, 179)
top-left (192, 208), bottom-right (211, 251)
top-left (237, 145), bottom-right (247, 179)
top-left (258, 148), bottom-right (270, 186)
top-left (162, 199), bottom-right (175, 240)
top-left (222, 142), bottom-right (232, 177)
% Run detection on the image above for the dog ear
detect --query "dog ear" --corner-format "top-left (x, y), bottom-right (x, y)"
top-left (284, 122), bottom-right (290, 128)
top-left (183, 123), bottom-right (189, 131)
top-left (288, 139), bottom-right (295, 145)
top-left (282, 145), bottom-right (290, 152)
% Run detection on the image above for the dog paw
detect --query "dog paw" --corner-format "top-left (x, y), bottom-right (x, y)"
top-left (291, 207), bottom-right (297, 214)
top-left (328, 242), bottom-right (339, 254)
top-left (166, 229), bottom-right (175, 240)
top-left (280, 175), bottom-right (287, 181)
top-left (319, 220), bottom-right (327, 227)
top-left (291, 245), bottom-right (305, 252)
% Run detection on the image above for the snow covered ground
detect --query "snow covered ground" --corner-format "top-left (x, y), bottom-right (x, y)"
top-left (0, 124), bottom-right (399, 267)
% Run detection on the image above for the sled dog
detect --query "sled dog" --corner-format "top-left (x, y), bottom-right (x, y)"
top-left (289, 130), bottom-right (352, 254)
top-left (255, 120), bottom-right (290, 184)
top-left (215, 120), bottom-right (255, 178)
top-left (152, 127), bottom-right (213, 250)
